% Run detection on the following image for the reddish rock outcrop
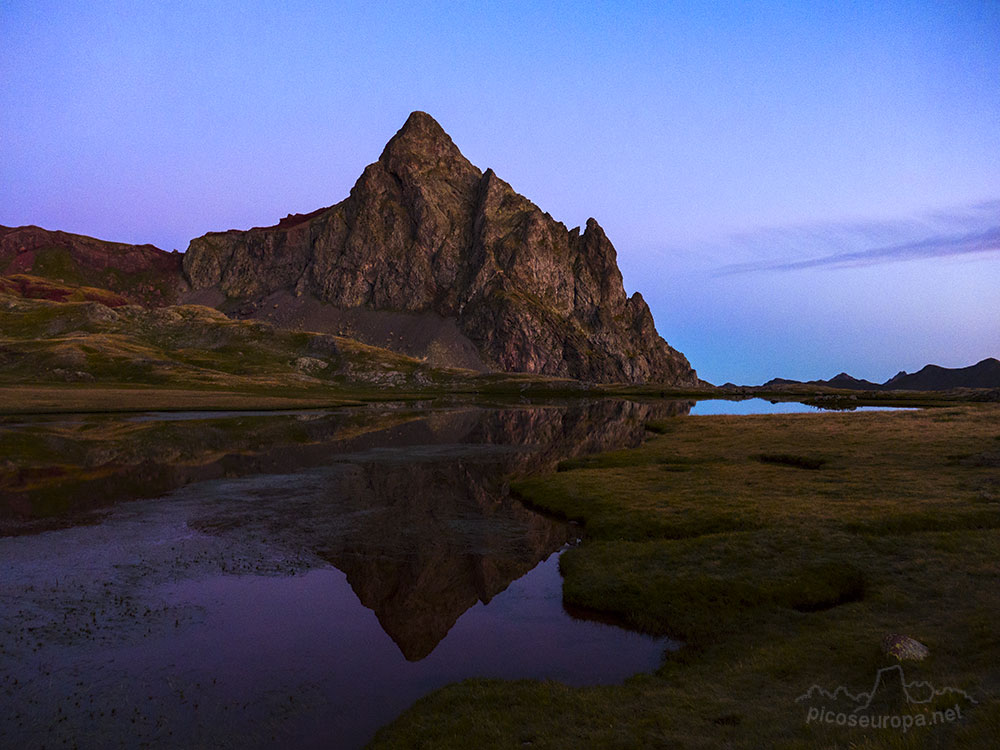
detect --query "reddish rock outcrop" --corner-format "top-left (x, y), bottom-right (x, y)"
top-left (0, 225), bottom-right (183, 306)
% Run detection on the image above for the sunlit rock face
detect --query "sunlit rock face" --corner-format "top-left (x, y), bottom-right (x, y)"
top-left (182, 112), bottom-right (697, 385)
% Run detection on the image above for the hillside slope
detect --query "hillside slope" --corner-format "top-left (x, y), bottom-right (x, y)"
top-left (0, 292), bottom-right (470, 390)
top-left (0, 225), bottom-right (182, 306)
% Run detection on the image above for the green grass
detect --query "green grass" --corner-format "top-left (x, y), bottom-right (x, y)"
top-left (371, 406), bottom-right (1000, 748)
top-left (3, 285), bottom-right (997, 420)
top-left (28, 246), bottom-right (88, 286)
top-left (0, 294), bottom-right (480, 396)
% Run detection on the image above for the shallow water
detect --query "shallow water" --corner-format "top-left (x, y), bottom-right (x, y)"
top-left (690, 398), bottom-right (913, 415)
top-left (0, 401), bottom-right (683, 748)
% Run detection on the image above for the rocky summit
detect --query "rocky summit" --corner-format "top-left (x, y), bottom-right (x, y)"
top-left (182, 112), bottom-right (696, 385)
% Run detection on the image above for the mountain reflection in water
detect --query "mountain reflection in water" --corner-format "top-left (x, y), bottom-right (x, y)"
top-left (0, 400), bottom-right (688, 748)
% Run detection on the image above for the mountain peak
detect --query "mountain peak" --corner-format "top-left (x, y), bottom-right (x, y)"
top-left (379, 111), bottom-right (470, 169)
top-left (182, 114), bottom-right (697, 385)
top-left (399, 110), bottom-right (445, 136)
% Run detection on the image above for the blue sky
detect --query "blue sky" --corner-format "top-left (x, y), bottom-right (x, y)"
top-left (2, 1), bottom-right (998, 384)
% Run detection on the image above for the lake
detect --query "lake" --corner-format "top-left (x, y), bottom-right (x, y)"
top-left (1, 401), bottom-right (689, 748)
top-left (690, 398), bottom-right (914, 415)
top-left (2, 395), bottom-right (915, 747)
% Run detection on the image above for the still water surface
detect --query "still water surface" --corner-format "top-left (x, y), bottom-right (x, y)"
top-left (1, 401), bottom-right (686, 748)
top-left (690, 398), bottom-right (913, 415)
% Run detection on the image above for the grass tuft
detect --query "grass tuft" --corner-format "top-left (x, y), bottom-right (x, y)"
top-left (756, 452), bottom-right (827, 470)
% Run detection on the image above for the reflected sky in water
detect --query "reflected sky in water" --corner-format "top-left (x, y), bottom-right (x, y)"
top-left (690, 399), bottom-right (912, 415)
top-left (0, 401), bottom-right (682, 749)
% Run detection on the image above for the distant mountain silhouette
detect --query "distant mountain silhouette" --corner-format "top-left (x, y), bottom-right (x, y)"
top-left (762, 358), bottom-right (1000, 391)
top-left (884, 358), bottom-right (1000, 390)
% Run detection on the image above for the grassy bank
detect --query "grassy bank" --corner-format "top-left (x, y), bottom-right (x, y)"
top-left (371, 405), bottom-right (1000, 748)
top-left (0, 384), bottom-right (370, 414)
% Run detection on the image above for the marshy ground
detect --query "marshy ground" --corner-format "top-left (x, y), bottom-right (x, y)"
top-left (372, 404), bottom-right (1000, 748)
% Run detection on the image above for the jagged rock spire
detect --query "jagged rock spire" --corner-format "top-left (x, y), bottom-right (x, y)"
top-left (182, 113), bottom-right (697, 385)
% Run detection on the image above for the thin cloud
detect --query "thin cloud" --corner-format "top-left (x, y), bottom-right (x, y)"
top-left (717, 225), bottom-right (1000, 274)
top-left (713, 201), bottom-right (1000, 275)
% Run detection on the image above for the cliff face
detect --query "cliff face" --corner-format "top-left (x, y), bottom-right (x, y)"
top-left (183, 112), bottom-right (696, 385)
top-left (0, 225), bottom-right (182, 306)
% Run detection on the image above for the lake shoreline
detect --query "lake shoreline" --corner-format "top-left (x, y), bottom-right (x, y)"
top-left (0, 380), bottom-right (989, 417)
top-left (371, 404), bottom-right (999, 748)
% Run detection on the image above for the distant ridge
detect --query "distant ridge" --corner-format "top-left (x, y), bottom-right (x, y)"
top-left (761, 358), bottom-right (1000, 391)
top-left (884, 358), bottom-right (1000, 390)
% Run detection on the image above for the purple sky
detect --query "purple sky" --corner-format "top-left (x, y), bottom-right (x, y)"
top-left (2, 1), bottom-right (998, 384)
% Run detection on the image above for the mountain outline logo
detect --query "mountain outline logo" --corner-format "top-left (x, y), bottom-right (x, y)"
top-left (795, 664), bottom-right (978, 714)
top-left (796, 664), bottom-right (977, 733)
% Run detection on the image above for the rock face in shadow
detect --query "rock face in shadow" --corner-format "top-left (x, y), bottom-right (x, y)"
top-left (182, 112), bottom-right (696, 385)
top-left (0, 225), bottom-right (183, 306)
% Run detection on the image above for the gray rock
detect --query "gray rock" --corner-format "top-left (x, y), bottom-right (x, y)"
top-left (882, 633), bottom-right (930, 661)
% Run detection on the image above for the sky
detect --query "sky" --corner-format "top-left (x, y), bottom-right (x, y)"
top-left (2, 1), bottom-right (998, 385)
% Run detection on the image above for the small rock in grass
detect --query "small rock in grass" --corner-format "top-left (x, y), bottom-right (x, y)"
top-left (882, 633), bottom-right (929, 661)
